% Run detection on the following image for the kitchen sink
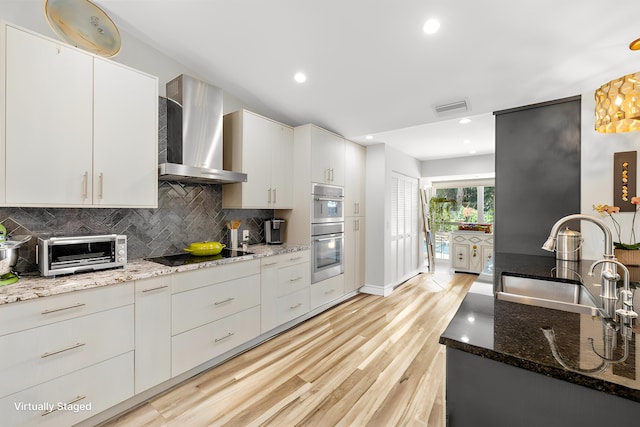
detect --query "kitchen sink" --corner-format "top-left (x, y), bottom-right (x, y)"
top-left (496, 274), bottom-right (601, 316)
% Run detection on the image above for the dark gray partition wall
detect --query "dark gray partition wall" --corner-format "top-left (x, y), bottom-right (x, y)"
top-left (494, 96), bottom-right (581, 256)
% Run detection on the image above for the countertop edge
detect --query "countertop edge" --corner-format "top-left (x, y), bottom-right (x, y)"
top-left (0, 244), bottom-right (310, 305)
top-left (441, 335), bottom-right (640, 403)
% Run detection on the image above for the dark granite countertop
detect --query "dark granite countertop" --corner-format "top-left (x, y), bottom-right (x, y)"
top-left (440, 252), bottom-right (640, 403)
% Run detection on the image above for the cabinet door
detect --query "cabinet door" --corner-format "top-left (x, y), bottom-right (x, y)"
top-left (239, 111), bottom-right (273, 207)
top-left (345, 141), bottom-right (366, 216)
top-left (134, 277), bottom-right (171, 394)
top-left (452, 243), bottom-right (470, 270)
top-left (481, 245), bottom-right (493, 270)
top-left (5, 26), bottom-right (93, 206)
top-left (344, 217), bottom-right (365, 293)
top-left (310, 126), bottom-right (345, 185)
top-left (93, 58), bottom-right (158, 207)
top-left (271, 124), bottom-right (294, 208)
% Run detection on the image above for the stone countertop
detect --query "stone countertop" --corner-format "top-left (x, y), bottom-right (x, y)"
top-left (440, 252), bottom-right (640, 403)
top-left (0, 244), bottom-right (309, 305)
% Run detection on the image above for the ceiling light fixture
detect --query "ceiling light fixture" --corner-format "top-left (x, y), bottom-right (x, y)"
top-left (365, 135), bottom-right (373, 140)
top-left (594, 71), bottom-right (640, 133)
top-left (630, 37), bottom-right (640, 51)
top-left (463, 139), bottom-right (471, 144)
top-left (294, 72), bottom-right (307, 83)
top-left (423, 18), bottom-right (440, 35)
top-left (459, 118), bottom-right (471, 124)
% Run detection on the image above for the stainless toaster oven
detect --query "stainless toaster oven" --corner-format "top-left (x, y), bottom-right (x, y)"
top-left (37, 234), bottom-right (127, 277)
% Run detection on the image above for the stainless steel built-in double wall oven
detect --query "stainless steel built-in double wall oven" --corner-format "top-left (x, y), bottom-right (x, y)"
top-left (311, 183), bottom-right (344, 283)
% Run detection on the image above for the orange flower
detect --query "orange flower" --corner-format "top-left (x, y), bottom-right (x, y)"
top-left (594, 204), bottom-right (620, 215)
top-left (632, 197), bottom-right (640, 205)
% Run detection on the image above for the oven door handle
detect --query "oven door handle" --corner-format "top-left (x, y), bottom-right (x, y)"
top-left (314, 235), bottom-right (344, 242)
top-left (314, 196), bottom-right (343, 202)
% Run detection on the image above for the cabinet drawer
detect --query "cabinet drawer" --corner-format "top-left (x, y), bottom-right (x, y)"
top-left (0, 282), bottom-right (133, 336)
top-left (171, 259), bottom-right (260, 294)
top-left (0, 305), bottom-right (134, 398)
top-left (171, 306), bottom-right (261, 376)
top-left (0, 351), bottom-right (133, 427)
top-left (172, 274), bottom-right (260, 335)
top-left (275, 288), bottom-right (310, 326)
top-left (261, 251), bottom-right (310, 269)
top-left (274, 263), bottom-right (310, 297)
top-left (311, 275), bottom-right (344, 309)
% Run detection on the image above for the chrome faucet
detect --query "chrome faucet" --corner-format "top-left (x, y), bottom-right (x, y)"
top-left (542, 214), bottom-right (619, 317)
top-left (590, 259), bottom-right (638, 340)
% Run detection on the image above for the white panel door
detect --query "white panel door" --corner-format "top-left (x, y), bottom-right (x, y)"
top-left (93, 58), bottom-right (158, 207)
top-left (5, 26), bottom-right (93, 206)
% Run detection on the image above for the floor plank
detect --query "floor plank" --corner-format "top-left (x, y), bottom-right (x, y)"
top-left (103, 271), bottom-right (475, 427)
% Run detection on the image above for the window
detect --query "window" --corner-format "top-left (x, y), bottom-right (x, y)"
top-left (428, 181), bottom-right (494, 259)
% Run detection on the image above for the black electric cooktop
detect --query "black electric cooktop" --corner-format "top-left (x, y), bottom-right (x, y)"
top-left (146, 248), bottom-right (254, 267)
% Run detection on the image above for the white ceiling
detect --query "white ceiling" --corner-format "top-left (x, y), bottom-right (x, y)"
top-left (45, 1), bottom-right (640, 159)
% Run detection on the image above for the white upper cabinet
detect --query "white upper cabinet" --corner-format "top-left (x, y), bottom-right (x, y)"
top-left (4, 24), bottom-right (94, 206)
top-left (1, 22), bottom-right (158, 208)
top-left (344, 140), bottom-right (366, 216)
top-left (223, 110), bottom-right (293, 209)
top-left (93, 58), bottom-right (158, 207)
top-left (310, 125), bottom-right (345, 186)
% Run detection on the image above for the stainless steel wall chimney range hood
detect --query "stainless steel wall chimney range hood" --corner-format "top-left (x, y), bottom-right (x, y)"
top-left (158, 74), bottom-right (247, 184)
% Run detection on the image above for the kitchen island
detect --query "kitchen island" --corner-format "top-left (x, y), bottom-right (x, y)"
top-left (439, 253), bottom-right (640, 426)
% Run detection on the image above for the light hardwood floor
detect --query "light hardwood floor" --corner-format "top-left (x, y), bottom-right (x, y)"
top-left (104, 271), bottom-right (475, 427)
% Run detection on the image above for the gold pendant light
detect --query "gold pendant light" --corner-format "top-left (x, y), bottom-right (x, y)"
top-left (594, 37), bottom-right (640, 133)
top-left (595, 72), bottom-right (640, 133)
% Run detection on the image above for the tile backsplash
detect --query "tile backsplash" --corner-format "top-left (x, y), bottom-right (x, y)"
top-left (0, 182), bottom-right (273, 273)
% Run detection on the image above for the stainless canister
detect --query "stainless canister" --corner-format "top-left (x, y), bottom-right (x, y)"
top-left (555, 227), bottom-right (582, 261)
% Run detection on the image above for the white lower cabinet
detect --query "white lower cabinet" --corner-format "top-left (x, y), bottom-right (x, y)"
top-left (171, 306), bottom-right (261, 376)
top-left (450, 232), bottom-right (494, 273)
top-left (134, 276), bottom-right (171, 394)
top-left (170, 261), bottom-right (262, 376)
top-left (0, 305), bottom-right (133, 399)
top-left (0, 352), bottom-right (134, 427)
top-left (0, 282), bottom-right (134, 427)
top-left (261, 251), bottom-right (311, 333)
top-left (311, 275), bottom-right (345, 309)
top-left (272, 288), bottom-right (311, 327)
top-left (172, 274), bottom-right (260, 335)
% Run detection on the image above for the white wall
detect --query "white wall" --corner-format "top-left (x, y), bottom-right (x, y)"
top-left (421, 154), bottom-right (495, 183)
top-left (581, 93), bottom-right (640, 260)
top-left (364, 143), bottom-right (421, 293)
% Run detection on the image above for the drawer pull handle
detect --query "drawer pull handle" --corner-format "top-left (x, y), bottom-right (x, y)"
top-left (289, 256), bottom-right (302, 261)
top-left (41, 395), bottom-right (86, 417)
top-left (263, 262), bottom-right (278, 267)
top-left (214, 297), bottom-right (235, 306)
top-left (214, 332), bottom-right (234, 343)
top-left (290, 303), bottom-right (302, 309)
top-left (142, 285), bottom-right (169, 293)
top-left (41, 342), bottom-right (86, 358)
top-left (41, 303), bottom-right (86, 315)
top-left (289, 276), bottom-right (303, 282)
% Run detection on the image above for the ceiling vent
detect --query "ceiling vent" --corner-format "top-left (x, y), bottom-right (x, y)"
top-left (434, 99), bottom-right (470, 116)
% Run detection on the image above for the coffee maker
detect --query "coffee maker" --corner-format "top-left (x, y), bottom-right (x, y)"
top-left (265, 219), bottom-right (285, 245)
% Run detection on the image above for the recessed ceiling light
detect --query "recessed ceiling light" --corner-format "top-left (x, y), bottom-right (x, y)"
top-left (294, 72), bottom-right (307, 83)
top-left (469, 150), bottom-right (477, 154)
top-left (365, 135), bottom-right (373, 140)
top-left (423, 18), bottom-right (440, 35)
top-left (463, 139), bottom-right (471, 144)
top-left (630, 37), bottom-right (640, 51)
top-left (459, 118), bottom-right (471, 124)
